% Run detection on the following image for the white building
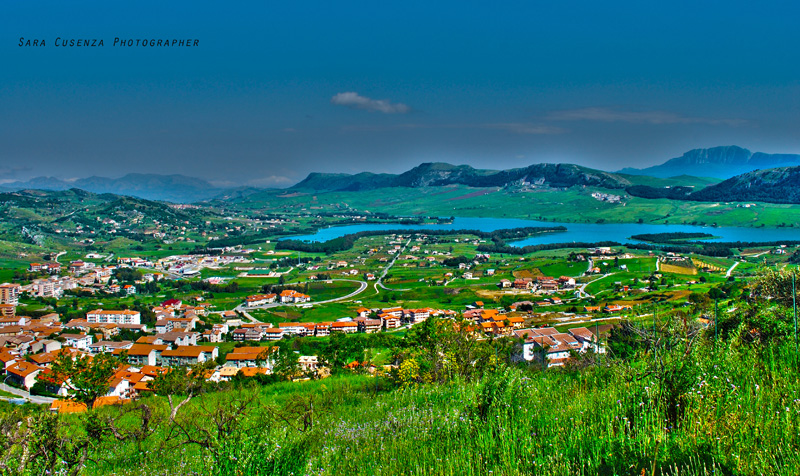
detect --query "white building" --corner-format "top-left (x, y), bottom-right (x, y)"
top-left (87, 309), bottom-right (142, 325)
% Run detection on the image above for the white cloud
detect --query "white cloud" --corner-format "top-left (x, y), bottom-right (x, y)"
top-left (331, 92), bottom-right (410, 114)
top-left (342, 122), bottom-right (565, 135)
top-left (547, 107), bottom-right (746, 126)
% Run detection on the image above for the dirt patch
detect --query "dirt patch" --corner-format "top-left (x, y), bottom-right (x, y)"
top-left (446, 189), bottom-right (496, 201)
top-left (660, 262), bottom-right (697, 275)
top-left (513, 268), bottom-right (543, 279)
top-left (276, 192), bottom-right (305, 198)
top-left (428, 187), bottom-right (460, 196)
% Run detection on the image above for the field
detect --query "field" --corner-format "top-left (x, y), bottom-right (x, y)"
top-left (231, 184), bottom-right (800, 228)
top-left (64, 341), bottom-right (800, 476)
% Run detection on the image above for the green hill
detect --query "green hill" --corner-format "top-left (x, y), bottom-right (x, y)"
top-left (292, 162), bottom-right (633, 191)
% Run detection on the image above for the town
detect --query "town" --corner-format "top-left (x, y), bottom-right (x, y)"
top-left (0, 222), bottom-right (774, 414)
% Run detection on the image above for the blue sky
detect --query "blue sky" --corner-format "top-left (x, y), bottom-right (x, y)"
top-left (2, 0), bottom-right (799, 186)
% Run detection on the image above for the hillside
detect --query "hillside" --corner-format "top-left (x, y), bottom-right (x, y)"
top-left (0, 189), bottom-right (211, 246)
top-left (292, 162), bottom-right (632, 191)
top-left (688, 166), bottom-right (800, 203)
top-left (2, 173), bottom-right (226, 203)
top-left (619, 145), bottom-right (800, 179)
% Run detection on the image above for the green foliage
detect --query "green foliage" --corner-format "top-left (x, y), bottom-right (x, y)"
top-left (45, 352), bottom-right (121, 408)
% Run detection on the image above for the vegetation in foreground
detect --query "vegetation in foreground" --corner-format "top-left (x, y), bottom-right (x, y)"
top-left (2, 270), bottom-right (800, 475)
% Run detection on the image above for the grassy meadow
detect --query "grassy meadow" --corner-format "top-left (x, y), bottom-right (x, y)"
top-left (64, 339), bottom-right (800, 476)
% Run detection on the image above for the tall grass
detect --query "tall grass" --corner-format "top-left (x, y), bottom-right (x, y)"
top-left (85, 342), bottom-right (800, 476)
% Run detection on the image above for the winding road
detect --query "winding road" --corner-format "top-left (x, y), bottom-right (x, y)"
top-left (375, 238), bottom-right (412, 292)
top-left (234, 278), bottom-right (369, 321)
top-left (725, 261), bottom-right (739, 278)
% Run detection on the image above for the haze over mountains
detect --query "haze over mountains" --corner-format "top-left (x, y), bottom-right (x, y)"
top-left (618, 146), bottom-right (800, 179)
top-left (3, 146), bottom-right (800, 203)
top-left (0, 173), bottom-right (227, 203)
top-left (291, 162), bottom-right (630, 191)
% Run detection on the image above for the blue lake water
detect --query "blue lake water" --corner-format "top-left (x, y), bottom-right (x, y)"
top-left (285, 217), bottom-right (800, 246)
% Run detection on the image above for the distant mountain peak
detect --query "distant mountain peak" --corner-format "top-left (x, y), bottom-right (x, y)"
top-left (291, 162), bottom-right (629, 192)
top-left (2, 173), bottom-right (223, 203)
top-left (620, 146), bottom-right (800, 178)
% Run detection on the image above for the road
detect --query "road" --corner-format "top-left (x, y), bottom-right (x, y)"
top-left (375, 238), bottom-right (411, 292)
top-left (0, 382), bottom-right (55, 405)
top-left (725, 261), bottom-right (739, 277)
top-left (236, 278), bottom-right (369, 321)
top-left (576, 273), bottom-right (615, 299)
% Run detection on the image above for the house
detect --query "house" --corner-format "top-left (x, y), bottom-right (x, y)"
top-left (498, 279), bottom-right (512, 288)
top-left (262, 328), bottom-right (285, 341)
top-left (225, 346), bottom-right (277, 369)
top-left (61, 333), bottom-right (93, 350)
top-left (160, 346), bottom-right (219, 367)
top-left (0, 283), bottom-right (21, 305)
top-left (155, 320), bottom-right (173, 334)
top-left (0, 349), bottom-right (18, 370)
top-left (514, 327), bottom-right (597, 367)
top-left (513, 279), bottom-right (533, 290)
top-left (568, 327), bottom-right (605, 353)
top-left (87, 309), bottom-right (142, 325)
top-left (381, 314), bottom-right (402, 330)
top-left (405, 308), bottom-right (431, 324)
top-left (355, 307), bottom-right (371, 318)
top-left (29, 339), bottom-right (62, 355)
top-left (381, 307), bottom-right (403, 318)
top-left (88, 340), bottom-right (133, 354)
top-left (245, 293), bottom-right (277, 307)
top-left (0, 304), bottom-right (15, 317)
top-left (314, 322), bottom-right (331, 337)
top-left (298, 355), bottom-right (319, 372)
top-left (165, 316), bottom-right (198, 331)
top-left (118, 344), bottom-right (168, 366)
top-left (232, 327), bottom-right (265, 342)
top-left (202, 329), bottom-right (224, 343)
top-left (6, 361), bottom-right (43, 389)
top-left (279, 290), bottom-right (311, 303)
top-left (331, 322), bottom-right (358, 334)
top-left (161, 299), bottom-right (182, 309)
top-left (209, 366), bottom-right (241, 382)
top-left (278, 322), bottom-right (310, 336)
top-left (155, 332), bottom-right (198, 347)
top-left (358, 319), bottom-right (382, 333)
top-left (0, 316), bottom-right (27, 328)
top-left (558, 276), bottom-right (576, 288)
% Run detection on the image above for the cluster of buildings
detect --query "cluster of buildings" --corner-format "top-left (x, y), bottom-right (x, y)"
top-left (498, 276), bottom-right (576, 293)
top-left (514, 326), bottom-right (605, 367)
top-left (154, 254), bottom-right (251, 276)
top-left (244, 289), bottom-right (311, 307)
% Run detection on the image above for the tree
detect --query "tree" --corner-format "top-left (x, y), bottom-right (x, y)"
top-left (45, 351), bottom-right (121, 409)
top-left (271, 348), bottom-right (300, 380)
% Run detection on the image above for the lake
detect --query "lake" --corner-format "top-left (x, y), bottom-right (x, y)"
top-left (285, 217), bottom-right (800, 246)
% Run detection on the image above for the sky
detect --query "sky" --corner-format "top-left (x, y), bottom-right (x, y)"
top-left (2, 0), bottom-right (800, 187)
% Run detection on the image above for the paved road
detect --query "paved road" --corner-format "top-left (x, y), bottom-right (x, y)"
top-left (53, 250), bottom-right (67, 263)
top-left (577, 273), bottom-right (615, 299)
top-left (0, 382), bottom-right (55, 405)
top-left (725, 261), bottom-right (739, 278)
top-left (236, 279), bottom-right (369, 321)
top-left (376, 238), bottom-right (411, 292)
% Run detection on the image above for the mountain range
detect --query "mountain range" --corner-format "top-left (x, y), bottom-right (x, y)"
top-left (0, 174), bottom-right (226, 203)
top-left (4, 146), bottom-right (800, 203)
top-left (291, 162), bottom-right (631, 191)
top-left (618, 146), bottom-right (800, 179)
top-left (687, 166), bottom-right (800, 204)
